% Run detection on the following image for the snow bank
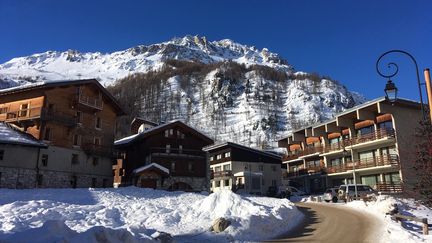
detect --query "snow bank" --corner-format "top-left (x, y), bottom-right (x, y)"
top-left (346, 195), bottom-right (432, 242)
top-left (0, 187), bottom-right (303, 242)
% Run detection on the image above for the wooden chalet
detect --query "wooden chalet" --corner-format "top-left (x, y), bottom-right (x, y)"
top-left (0, 79), bottom-right (125, 188)
top-left (113, 120), bottom-right (214, 191)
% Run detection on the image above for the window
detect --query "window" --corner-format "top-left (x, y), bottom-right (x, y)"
top-left (165, 130), bottom-right (169, 137)
top-left (210, 156), bottom-right (214, 161)
top-left (95, 117), bottom-right (101, 129)
top-left (179, 145), bottom-right (183, 154)
top-left (92, 157), bottom-right (99, 166)
top-left (188, 162), bottom-right (193, 172)
top-left (41, 154), bottom-right (48, 166)
top-left (171, 162), bottom-right (176, 172)
top-left (224, 152), bottom-right (231, 158)
top-left (181, 133), bottom-right (185, 139)
top-left (214, 166), bottom-right (221, 172)
top-left (73, 134), bottom-right (80, 146)
top-left (37, 174), bottom-right (43, 186)
top-left (19, 103), bottom-right (29, 117)
top-left (361, 174), bottom-right (379, 187)
top-left (258, 165), bottom-right (264, 171)
top-left (216, 154), bottom-right (222, 160)
top-left (71, 154), bottom-right (79, 165)
top-left (252, 177), bottom-right (261, 190)
top-left (223, 164), bottom-right (231, 171)
top-left (0, 150), bottom-right (4, 160)
top-left (92, 178), bottom-right (97, 188)
top-left (384, 172), bottom-right (401, 184)
top-left (94, 137), bottom-right (101, 146)
top-left (0, 107), bottom-right (8, 114)
top-left (271, 165), bottom-right (277, 172)
top-left (329, 137), bottom-right (341, 144)
top-left (357, 125), bottom-right (374, 136)
top-left (166, 144), bottom-right (171, 153)
top-left (76, 111), bottom-right (82, 123)
top-left (329, 158), bottom-right (342, 167)
top-left (378, 121), bottom-right (393, 130)
top-left (44, 127), bottom-right (52, 141)
top-left (102, 179), bottom-right (108, 188)
top-left (169, 129), bottom-right (174, 135)
top-left (215, 181), bottom-right (221, 187)
top-left (224, 179), bottom-right (230, 187)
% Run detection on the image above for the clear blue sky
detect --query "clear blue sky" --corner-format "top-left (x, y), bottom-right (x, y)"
top-left (1, 0), bottom-right (431, 101)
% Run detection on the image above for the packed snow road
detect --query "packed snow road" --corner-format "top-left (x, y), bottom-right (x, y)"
top-left (269, 202), bottom-right (381, 243)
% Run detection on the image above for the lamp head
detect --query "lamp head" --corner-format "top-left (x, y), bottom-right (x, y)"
top-left (384, 79), bottom-right (398, 103)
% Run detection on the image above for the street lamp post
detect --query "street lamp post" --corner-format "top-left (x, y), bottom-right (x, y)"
top-left (376, 50), bottom-right (429, 120)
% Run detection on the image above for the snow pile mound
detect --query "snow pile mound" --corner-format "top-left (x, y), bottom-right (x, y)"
top-left (346, 195), bottom-right (432, 242)
top-left (1, 220), bottom-right (150, 243)
top-left (193, 190), bottom-right (303, 241)
top-left (0, 187), bottom-right (303, 242)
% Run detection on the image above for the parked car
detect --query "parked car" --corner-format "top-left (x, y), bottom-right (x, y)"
top-left (276, 185), bottom-right (306, 198)
top-left (338, 184), bottom-right (375, 201)
top-left (323, 187), bottom-right (339, 203)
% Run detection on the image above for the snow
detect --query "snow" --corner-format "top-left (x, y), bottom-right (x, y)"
top-left (346, 195), bottom-right (432, 242)
top-left (0, 187), bottom-right (303, 242)
top-left (133, 163), bottom-right (169, 174)
top-left (0, 123), bottom-right (46, 147)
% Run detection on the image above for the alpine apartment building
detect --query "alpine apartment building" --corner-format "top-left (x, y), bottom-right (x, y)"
top-left (0, 79), bottom-right (124, 188)
top-left (203, 142), bottom-right (282, 195)
top-left (278, 97), bottom-right (422, 194)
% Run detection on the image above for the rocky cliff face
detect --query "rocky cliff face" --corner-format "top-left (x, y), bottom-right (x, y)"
top-left (0, 35), bottom-right (364, 147)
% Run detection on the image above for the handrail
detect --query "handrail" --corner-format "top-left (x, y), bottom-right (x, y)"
top-left (211, 170), bottom-right (233, 179)
top-left (326, 154), bottom-right (399, 174)
top-left (77, 93), bottom-right (103, 110)
top-left (1, 107), bottom-right (43, 122)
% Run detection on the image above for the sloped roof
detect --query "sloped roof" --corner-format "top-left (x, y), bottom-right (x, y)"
top-left (115, 120), bottom-right (214, 147)
top-left (203, 141), bottom-right (282, 160)
top-left (0, 79), bottom-right (125, 115)
top-left (133, 163), bottom-right (170, 175)
top-left (0, 122), bottom-right (47, 147)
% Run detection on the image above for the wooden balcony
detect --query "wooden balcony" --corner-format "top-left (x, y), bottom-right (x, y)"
top-left (326, 154), bottom-right (399, 174)
top-left (1, 107), bottom-right (42, 122)
top-left (350, 128), bottom-right (395, 146)
top-left (210, 170), bottom-right (233, 179)
top-left (300, 146), bottom-right (323, 157)
top-left (376, 183), bottom-right (403, 193)
top-left (76, 93), bottom-right (103, 111)
top-left (41, 109), bottom-right (77, 127)
top-left (306, 165), bottom-right (325, 173)
top-left (149, 147), bottom-right (205, 158)
top-left (285, 168), bottom-right (308, 178)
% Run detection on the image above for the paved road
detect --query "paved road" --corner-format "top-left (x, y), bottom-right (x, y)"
top-left (267, 202), bottom-right (381, 243)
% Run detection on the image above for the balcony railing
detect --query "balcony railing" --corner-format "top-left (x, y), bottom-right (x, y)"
top-left (285, 169), bottom-right (308, 178)
top-left (306, 165), bottom-right (325, 173)
top-left (41, 109), bottom-right (77, 126)
top-left (283, 146), bottom-right (322, 161)
top-left (210, 170), bottom-right (233, 179)
top-left (326, 154), bottom-right (399, 174)
top-left (149, 147), bottom-right (205, 157)
top-left (350, 128), bottom-right (395, 146)
top-left (77, 93), bottom-right (103, 110)
top-left (1, 107), bottom-right (42, 122)
top-left (376, 183), bottom-right (403, 193)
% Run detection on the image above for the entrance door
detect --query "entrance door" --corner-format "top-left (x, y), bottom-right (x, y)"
top-left (140, 179), bottom-right (157, 189)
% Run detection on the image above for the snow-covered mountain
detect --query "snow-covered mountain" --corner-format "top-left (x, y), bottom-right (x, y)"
top-left (0, 35), bottom-right (291, 87)
top-left (0, 35), bottom-right (365, 147)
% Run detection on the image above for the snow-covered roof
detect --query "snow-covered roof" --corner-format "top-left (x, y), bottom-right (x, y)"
top-left (115, 119), bottom-right (213, 146)
top-left (133, 163), bottom-right (170, 174)
top-left (203, 141), bottom-right (282, 160)
top-left (0, 123), bottom-right (47, 147)
top-left (234, 171), bottom-right (263, 177)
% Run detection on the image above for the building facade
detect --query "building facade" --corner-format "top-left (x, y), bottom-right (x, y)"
top-left (113, 120), bottom-right (214, 191)
top-left (0, 79), bottom-right (124, 188)
top-left (203, 142), bottom-right (282, 195)
top-left (278, 97), bottom-right (422, 194)
top-left (0, 122), bottom-right (48, 188)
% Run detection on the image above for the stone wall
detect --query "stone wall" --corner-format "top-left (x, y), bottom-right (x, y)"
top-left (161, 176), bottom-right (208, 191)
top-left (0, 167), bottom-right (37, 189)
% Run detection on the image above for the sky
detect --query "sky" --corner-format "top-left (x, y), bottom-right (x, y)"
top-left (0, 0), bottom-right (431, 101)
